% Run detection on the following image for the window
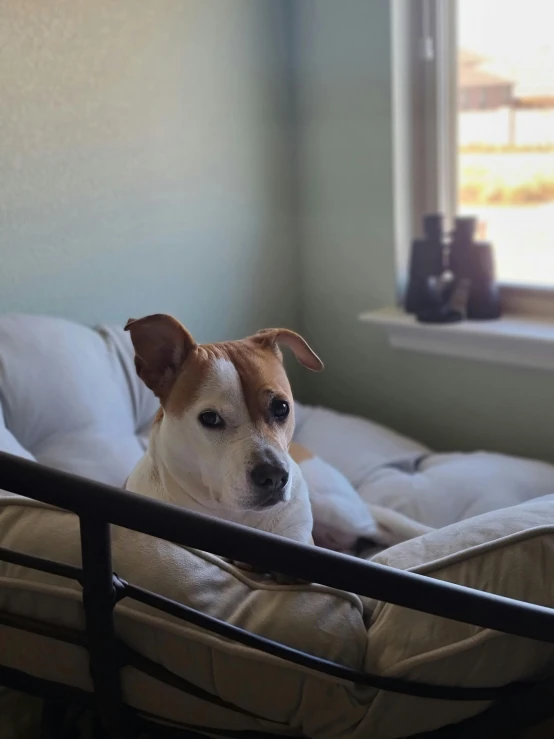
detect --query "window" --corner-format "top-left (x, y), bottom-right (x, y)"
top-left (405, 0), bottom-right (554, 292)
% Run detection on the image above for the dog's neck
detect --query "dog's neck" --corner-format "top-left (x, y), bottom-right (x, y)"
top-left (147, 430), bottom-right (217, 513)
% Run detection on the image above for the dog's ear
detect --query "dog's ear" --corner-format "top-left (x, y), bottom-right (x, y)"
top-left (124, 314), bottom-right (196, 398)
top-left (253, 328), bottom-right (323, 372)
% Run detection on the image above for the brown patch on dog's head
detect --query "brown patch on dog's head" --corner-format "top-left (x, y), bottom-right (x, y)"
top-left (166, 328), bottom-right (321, 428)
top-left (126, 314), bottom-right (322, 416)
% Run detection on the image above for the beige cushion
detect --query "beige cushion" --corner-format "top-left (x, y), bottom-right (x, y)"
top-left (2, 491), bottom-right (554, 738)
top-left (360, 495), bottom-right (554, 738)
top-left (0, 493), bottom-right (371, 737)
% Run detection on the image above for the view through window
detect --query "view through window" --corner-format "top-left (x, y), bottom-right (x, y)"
top-left (458, 0), bottom-right (554, 286)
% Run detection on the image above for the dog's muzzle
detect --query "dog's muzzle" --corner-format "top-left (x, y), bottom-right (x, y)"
top-left (250, 462), bottom-right (289, 507)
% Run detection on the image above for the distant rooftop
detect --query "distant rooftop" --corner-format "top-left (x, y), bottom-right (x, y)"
top-left (459, 49), bottom-right (486, 67)
top-left (460, 66), bottom-right (513, 89)
top-left (459, 48), bottom-right (514, 89)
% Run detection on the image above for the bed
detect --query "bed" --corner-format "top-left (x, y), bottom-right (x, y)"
top-left (2, 313), bottom-right (554, 738)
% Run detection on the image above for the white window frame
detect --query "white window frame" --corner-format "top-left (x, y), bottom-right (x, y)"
top-left (392, 0), bottom-right (554, 317)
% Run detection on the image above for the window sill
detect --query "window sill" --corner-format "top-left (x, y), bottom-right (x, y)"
top-left (359, 307), bottom-right (554, 371)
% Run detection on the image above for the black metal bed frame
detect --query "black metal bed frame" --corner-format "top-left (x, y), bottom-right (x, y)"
top-left (1, 451), bottom-right (554, 739)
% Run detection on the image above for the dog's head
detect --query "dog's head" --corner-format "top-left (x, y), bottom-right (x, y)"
top-left (125, 314), bottom-right (323, 512)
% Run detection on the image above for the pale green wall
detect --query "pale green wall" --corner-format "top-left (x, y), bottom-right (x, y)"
top-left (294, 0), bottom-right (554, 462)
top-left (3, 0), bottom-right (553, 460)
top-left (0, 0), bottom-right (298, 342)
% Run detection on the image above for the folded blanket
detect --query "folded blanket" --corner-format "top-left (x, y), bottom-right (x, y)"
top-left (296, 451), bottom-right (433, 556)
top-left (294, 403), bottom-right (554, 549)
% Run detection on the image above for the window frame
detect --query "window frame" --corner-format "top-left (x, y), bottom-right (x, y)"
top-left (392, 0), bottom-right (554, 315)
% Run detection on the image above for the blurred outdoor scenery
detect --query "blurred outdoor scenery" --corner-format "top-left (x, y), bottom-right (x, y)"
top-left (458, 0), bottom-right (554, 286)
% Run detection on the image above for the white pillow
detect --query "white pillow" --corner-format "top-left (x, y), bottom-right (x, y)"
top-left (295, 403), bottom-right (554, 532)
top-left (0, 314), bottom-right (157, 486)
top-left (294, 404), bottom-right (428, 487)
top-left (359, 452), bottom-right (554, 529)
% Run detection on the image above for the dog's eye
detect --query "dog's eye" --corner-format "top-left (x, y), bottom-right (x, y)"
top-left (199, 411), bottom-right (225, 429)
top-left (270, 399), bottom-right (290, 420)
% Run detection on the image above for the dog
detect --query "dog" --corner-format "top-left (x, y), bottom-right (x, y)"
top-left (124, 313), bottom-right (430, 569)
top-left (124, 314), bottom-right (318, 550)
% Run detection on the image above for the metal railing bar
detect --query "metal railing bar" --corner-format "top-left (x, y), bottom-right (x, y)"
top-left (0, 610), bottom-right (284, 726)
top-left (409, 673), bottom-right (554, 739)
top-left (0, 610), bottom-right (86, 646)
top-left (0, 662), bottom-right (282, 739)
top-left (2, 452), bottom-right (554, 645)
top-left (79, 515), bottom-right (133, 738)
top-left (124, 583), bottom-right (527, 702)
top-left (0, 545), bottom-right (82, 581)
top-left (121, 645), bottom-right (282, 722)
top-left (0, 663), bottom-right (92, 703)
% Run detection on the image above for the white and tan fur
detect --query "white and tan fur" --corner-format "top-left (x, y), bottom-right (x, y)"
top-left (125, 315), bottom-right (318, 546)
top-left (125, 314), bottom-right (430, 560)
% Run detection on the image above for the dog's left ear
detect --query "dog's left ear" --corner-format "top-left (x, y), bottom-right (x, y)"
top-left (124, 314), bottom-right (196, 398)
top-left (253, 328), bottom-right (323, 372)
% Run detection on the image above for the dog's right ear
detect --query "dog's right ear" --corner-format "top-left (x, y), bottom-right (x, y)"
top-left (124, 314), bottom-right (196, 399)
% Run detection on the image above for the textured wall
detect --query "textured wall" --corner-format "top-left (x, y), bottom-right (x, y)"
top-left (4, 0), bottom-right (552, 460)
top-left (0, 0), bottom-right (297, 341)
top-left (294, 0), bottom-right (554, 462)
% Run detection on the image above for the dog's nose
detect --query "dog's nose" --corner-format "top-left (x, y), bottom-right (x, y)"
top-left (250, 463), bottom-right (289, 496)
